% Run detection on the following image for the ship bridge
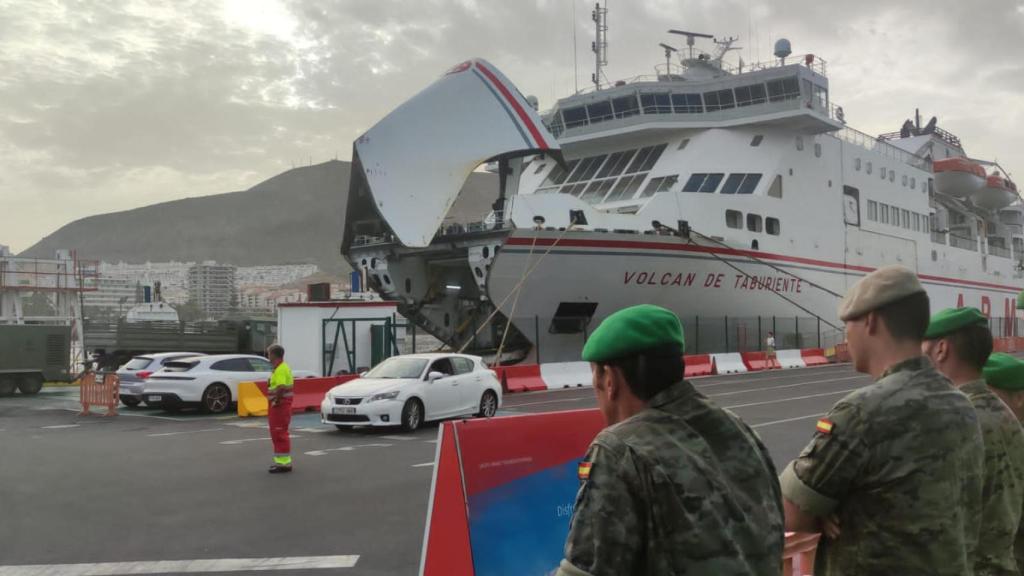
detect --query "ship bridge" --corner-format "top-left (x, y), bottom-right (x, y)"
top-left (543, 57), bottom-right (843, 144)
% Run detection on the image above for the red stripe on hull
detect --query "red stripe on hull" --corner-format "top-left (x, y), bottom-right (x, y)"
top-left (474, 62), bottom-right (549, 150)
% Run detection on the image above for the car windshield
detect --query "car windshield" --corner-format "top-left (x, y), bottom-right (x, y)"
top-left (363, 357), bottom-right (428, 379)
top-left (123, 357), bottom-right (153, 371)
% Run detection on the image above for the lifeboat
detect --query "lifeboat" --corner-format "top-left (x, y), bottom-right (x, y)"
top-left (974, 174), bottom-right (1019, 210)
top-left (933, 157), bottom-right (986, 198)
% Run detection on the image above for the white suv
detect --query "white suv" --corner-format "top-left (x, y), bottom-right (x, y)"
top-left (321, 353), bottom-right (502, 431)
top-left (143, 354), bottom-right (310, 414)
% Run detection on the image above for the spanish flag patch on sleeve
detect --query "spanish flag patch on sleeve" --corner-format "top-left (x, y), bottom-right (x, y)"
top-left (578, 461), bottom-right (593, 481)
top-left (816, 419), bottom-right (835, 435)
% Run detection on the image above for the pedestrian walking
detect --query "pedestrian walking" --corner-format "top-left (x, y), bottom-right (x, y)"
top-left (266, 344), bottom-right (294, 474)
top-left (780, 265), bottom-right (984, 575)
top-left (923, 307), bottom-right (1024, 576)
top-left (985, 352), bottom-right (1024, 570)
top-left (555, 304), bottom-right (784, 576)
top-left (766, 331), bottom-right (778, 369)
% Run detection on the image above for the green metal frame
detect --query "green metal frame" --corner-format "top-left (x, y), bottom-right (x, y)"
top-left (321, 315), bottom-right (411, 376)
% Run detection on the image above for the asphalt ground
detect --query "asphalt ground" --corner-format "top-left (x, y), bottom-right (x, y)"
top-left (0, 363), bottom-right (870, 575)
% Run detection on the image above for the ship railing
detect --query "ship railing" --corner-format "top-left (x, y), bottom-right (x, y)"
top-left (949, 234), bottom-right (979, 252)
top-left (930, 231), bottom-right (948, 245)
top-left (572, 54), bottom-right (828, 96)
top-left (987, 244), bottom-right (1012, 259)
top-left (833, 126), bottom-right (933, 170)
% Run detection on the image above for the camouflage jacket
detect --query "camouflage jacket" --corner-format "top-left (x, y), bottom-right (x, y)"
top-left (556, 380), bottom-right (784, 576)
top-left (780, 356), bottom-right (985, 575)
top-left (962, 379), bottom-right (1024, 576)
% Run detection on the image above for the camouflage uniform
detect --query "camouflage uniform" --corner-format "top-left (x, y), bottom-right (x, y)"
top-left (962, 379), bottom-right (1024, 576)
top-left (780, 356), bottom-right (985, 575)
top-left (556, 380), bottom-right (784, 576)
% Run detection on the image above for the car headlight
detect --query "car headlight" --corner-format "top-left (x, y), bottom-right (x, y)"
top-left (368, 391), bottom-right (400, 402)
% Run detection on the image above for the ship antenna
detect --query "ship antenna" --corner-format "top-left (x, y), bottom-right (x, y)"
top-left (658, 43), bottom-right (678, 76)
top-left (591, 1), bottom-right (608, 90)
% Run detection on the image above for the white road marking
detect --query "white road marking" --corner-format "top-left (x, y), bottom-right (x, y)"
top-left (148, 428), bottom-right (223, 437)
top-left (725, 388), bottom-right (861, 410)
top-left (751, 413), bottom-right (826, 429)
top-left (42, 424), bottom-right (80, 429)
top-left (219, 435), bottom-right (302, 446)
top-left (304, 443), bottom-right (393, 456)
top-left (0, 555), bottom-right (360, 575)
top-left (502, 397), bottom-right (584, 408)
top-left (294, 427), bottom-right (331, 434)
top-left (227, 422), bottom-right (267, 429)
top-left (423, 440), bottom-right (438, 444)
top-left (378, 435), bottom-right (416, 441)
top-left (411, 462), bottom-right (434, 468)
top-left (707, 375), bottom-right (864, 398)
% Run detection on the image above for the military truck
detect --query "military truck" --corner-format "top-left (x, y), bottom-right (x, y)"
top-left (0, 324), bottom-right (72, 396)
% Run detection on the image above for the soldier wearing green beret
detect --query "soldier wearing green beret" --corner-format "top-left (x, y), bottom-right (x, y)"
top-left (987, 351), bottom-right (1024, 570)
top-left (923, 307), bottom-right (1024, 576)
top-left (780, 265), bottom-right (984, 575)
top-left (555, 304), bottom-right (784, 576)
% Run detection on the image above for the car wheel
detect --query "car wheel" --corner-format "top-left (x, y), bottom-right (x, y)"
top-left (477, 390), bottom-right (498, 418)
top-left (400, 398), bottom-right (423, 432)
top-left (17, 374), bottom-right (44, 395)
top-left (121, 397), bottom-right (142, 408)
top-left (201, 383), bottom-right (231, 414)
top-left (0, 377), bottom-right (17, 397)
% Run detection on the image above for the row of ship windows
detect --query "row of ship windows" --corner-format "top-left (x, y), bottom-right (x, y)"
top-left (854, 158), bottom-right (917, 188)
top-left (540, 171), bottom-right (768, 205)
top-left (866, 200), bottom-right (931, 233)
top-left (725, 210), bottom-right (781, 235)
top-left (555, 76), bottom-right (802, 129)
top-left (540, 144), bottom-right (668, 187)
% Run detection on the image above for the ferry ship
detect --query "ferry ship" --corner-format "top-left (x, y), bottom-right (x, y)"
top-left (341, 20), bottom-right (1021, 363)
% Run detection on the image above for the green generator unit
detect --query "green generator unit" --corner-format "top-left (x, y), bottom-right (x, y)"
top-left (0, 324), bottom-right (72, 396)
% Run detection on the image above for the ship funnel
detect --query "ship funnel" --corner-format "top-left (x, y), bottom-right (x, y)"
top-left (343, 58), bottom-right (562, 250)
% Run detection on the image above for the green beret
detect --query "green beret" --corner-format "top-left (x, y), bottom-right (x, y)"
top-left (984, 353), bottom-right (1024, 391)
top-left (838, 265), bottom-right (925, 321)
top-left (924, 307), bottom-right (988, 340)
top-left (582, 304), bottom-right (684, 362)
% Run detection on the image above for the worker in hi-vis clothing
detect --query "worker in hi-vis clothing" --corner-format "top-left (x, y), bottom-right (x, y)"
top-left (266, 344), bottom-right (294, 473)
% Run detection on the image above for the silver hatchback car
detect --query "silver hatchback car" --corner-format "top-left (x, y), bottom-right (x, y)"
top-left (117, 352), bottom-right (204, 407)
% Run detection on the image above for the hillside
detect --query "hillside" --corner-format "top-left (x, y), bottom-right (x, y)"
top-left (20, 160), bottom-right (498, 273)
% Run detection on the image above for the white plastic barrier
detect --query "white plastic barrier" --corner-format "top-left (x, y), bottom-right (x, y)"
top-left (539, 361), bottom-right (592, 389)
top-left (776, 349), bottom-right (807, 369)
top-left (712, 353), bottom-right (748, 374)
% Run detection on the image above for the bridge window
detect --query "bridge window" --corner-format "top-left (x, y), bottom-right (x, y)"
top-left (720, 173), bottom-right (762, 195)
top-left (911, 177), bottom-right (917, 189)
top-left (703, 89), bottom-right (735, 111)
top-left (677, 138), bottom-right (690, 150)
top-left (767, 76), bottom-right (800, 102)
top-left (734, 83), bottom-right (768, 107)
top-left (880, 167), bottom-right (887, 180)
top-left (586, 100), bottom-right (613, 124)
top-left (768, 175), bottom-right (783, 198)
top-left (562, 106), bottom-right (588, 129)
top-left (866, 161), bottom-right (873, 175)
top-left (612, 94), bottom-right (640, 118)
top-left (595, 149), bottom-right (636, 179)
top-left (747, 213), bottom-right (763, 232)
top-left (880, 204), bottom-right (890, 224)
top-left (890, 171), bottom-right (896, 183)
top-left (721, 174), bottom-right (745, 195)
top-left (542, 160), bottom-right (576, 187)
top-left (683, 173), bottom-right (725, 193)
top-left (603, 173), bottom-right (646, 202)
top-left (726, 210), bottom-right (743, 229)
top-left (902, 209), bottom-right (910, 229)
top-left (867, 200), bottom-right (878, 221)
top-left (855, 158), bottom-right (862, 171)
top-left (640, 93), bottom-right (672, 114)
top-left (671, 93), bottom-right (702, 113)
top-left (569, 154), bottom-right (608, 183)
top-left (902, 174), bottom-right (908, 187)
top-left (766, 217), bottom-right (781, 235)
top-left (561, 182), bottom-right (587, 197)
top-left (750, 135), bottom-right (763, 147)
top-left (580, 178), bottom-right (617, 204)
top-left (640, 175), bottom-right (679, 198)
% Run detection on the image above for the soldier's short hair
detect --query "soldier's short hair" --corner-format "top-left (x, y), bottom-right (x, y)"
top-left (946, 324), bottom-right (994, 371)
top-left (600, 344), bottom-right (683, 401)
top-left (875, 291), bottom-right (930, 342)
top-left (266, 344), bottom-right (285, 360)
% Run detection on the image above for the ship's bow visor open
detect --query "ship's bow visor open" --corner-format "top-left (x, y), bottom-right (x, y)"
top-left (343, 58), bottom-right (562, 250)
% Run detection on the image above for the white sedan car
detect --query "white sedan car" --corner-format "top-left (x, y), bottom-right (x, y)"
top-left (143, 354), bottom-right (312, 414)
top-left (321, 353), bottom-right (502, 431)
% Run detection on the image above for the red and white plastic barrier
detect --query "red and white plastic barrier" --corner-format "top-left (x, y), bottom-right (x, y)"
top-left (683, 354), bottom-right (714, 378)
top-left (800, 348), bottom-right (830, 367)
top-left (712, 353), bottom-right (748, 374)
top-left (775, 350), bottom-right (807, 369)
top-left (539, 362), bottom-right (591, 389)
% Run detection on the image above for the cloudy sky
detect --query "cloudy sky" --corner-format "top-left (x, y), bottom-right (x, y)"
top-left (2, 0), bottom-right (1022, 253)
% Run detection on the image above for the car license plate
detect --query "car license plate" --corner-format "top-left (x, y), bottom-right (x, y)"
top-left (334, 406), bottom-right (356, 415)
top-left (147, 395), bottom-right (161, 402)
